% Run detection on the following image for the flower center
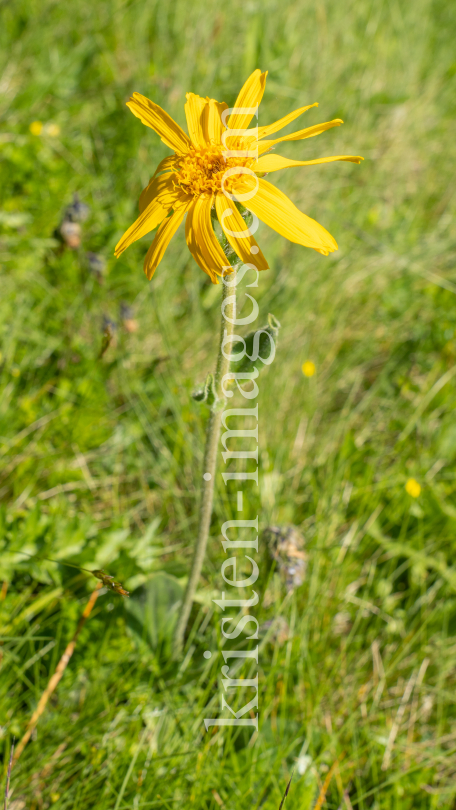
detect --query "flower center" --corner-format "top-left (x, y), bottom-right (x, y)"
top-left (176, 146), bottom-right (255, 198)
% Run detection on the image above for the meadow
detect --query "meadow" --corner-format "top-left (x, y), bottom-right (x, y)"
top-left (1, 0), bottom-right (456, 807)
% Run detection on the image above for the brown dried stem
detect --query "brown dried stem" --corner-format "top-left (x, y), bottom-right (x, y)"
top-left (13, 584), bottom-right (102, 764)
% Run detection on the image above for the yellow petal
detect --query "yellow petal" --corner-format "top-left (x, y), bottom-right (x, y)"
top-left (202, 99), bottom-right (228, 145)
top-left (151, 155), bottom-right (180, 179)
top-left (258, 119), bottom-right (343, 154)
top-left (143, 199), bottom-right (190, 280)
top-left (255, 103), bottom-right (319, 139)
top-left (215, 194), bottom-right (268, 271)
top-left (237, 177), bottom-right (337, 254)
top-left (185, 93), bottom-right (208, 147)
top-left (127, 92), bottom-right (191, 154)
top-left (253, 154), bottom-right (364, 172)
top-left (115, 175), bottom-right (181, 257)
top-left (139, 156), bottom-right (179, 212)
top-left (227, 69), bottom-right (268, 132)
top-left (185, 196), bottom-right (230, 283)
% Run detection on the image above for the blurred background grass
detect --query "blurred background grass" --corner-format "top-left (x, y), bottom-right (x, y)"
top-left (1, 0), bottom-right (456, 807)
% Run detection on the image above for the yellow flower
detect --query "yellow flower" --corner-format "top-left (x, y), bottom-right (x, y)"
top-left (405, 478), bottom-right (421, 498)
top-left (302, 360), bottom-right (316, 377)
top-left (29, 121), bottom-right (43, 136)
top-left (115, 69), bottom-right (363, 283)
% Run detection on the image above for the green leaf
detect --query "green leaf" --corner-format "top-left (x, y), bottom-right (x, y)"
top-left (231, 313), bottom-right (281, 376)
top-left (192, 372), bottom-right (224, 411)
top-left (124, 572), bottom-right (183, 652)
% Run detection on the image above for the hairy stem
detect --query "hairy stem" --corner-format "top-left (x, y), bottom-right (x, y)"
top-left (172, 270), bottom-right (236, 658)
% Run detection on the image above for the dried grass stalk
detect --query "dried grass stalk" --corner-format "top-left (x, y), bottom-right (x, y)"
top-left (13, 584), bottom-right (101, 764)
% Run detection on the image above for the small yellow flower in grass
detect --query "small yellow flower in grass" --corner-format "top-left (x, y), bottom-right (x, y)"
top-left (405, 478), bottom-right (421, 498)
top-left (302, 360), bottom-right (316, 377)
top-left (115, 69), bottom-right (363, 282)
top-left (29, 121), bottom-right (43, 136)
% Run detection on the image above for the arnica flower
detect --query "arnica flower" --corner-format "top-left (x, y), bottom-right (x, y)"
top-left (115, 69), bottom-right (363, 283)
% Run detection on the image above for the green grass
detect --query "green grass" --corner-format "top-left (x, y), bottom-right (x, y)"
top-left (1, 0), bottom-right (456, 807)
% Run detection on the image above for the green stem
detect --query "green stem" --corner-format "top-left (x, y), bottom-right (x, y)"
top-left (172, 270), bottom-right (237, 658)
